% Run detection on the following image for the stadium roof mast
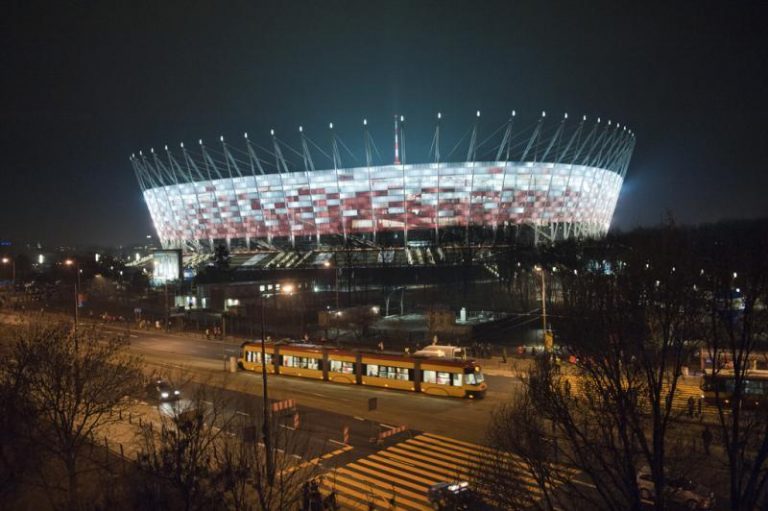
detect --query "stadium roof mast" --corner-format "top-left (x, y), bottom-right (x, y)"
top-left (397, 115), bottom-right (408, 244)
top-left (493, 109), bottom-right (516, 238)
top-left (363, 118), bottom-right (378, 244)
top-left (271, 129), bottom-right (294, 247)
top-left (466, 110), bottom-right (480, 244)
top-left (244, 132), bottom-right (269, 243)
top-left (393, 114), bottom-right (401, 165)
top-left (299, 126), bottom-right (321, 244)
top-left (433, 112), bottom-right (442, 244)
top-left (330, 122), bottom-right (347, 243)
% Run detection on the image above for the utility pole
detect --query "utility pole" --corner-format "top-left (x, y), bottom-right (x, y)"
top-left (535, 266), bottom-right (553, 353)
top-left (164, 281), bottom-right (170, 332)
top-left (260, 294), bottom-right (274, 485)
top-left (65, 259), bottom-right (80, 331)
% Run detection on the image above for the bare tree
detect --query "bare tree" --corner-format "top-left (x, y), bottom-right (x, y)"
top-left (212, 410), bottom-right (323, 511)
top-left (476, 392), bottom-right (563, 510)
top-left (700, 222), bottom-right (768, 510)
top-left (497, 226), bottom-right (704, 511)
top-left (7, 320), bottom-right (143, 510)
top-left (134, 382), bottom-right (234, 511)
top-left (135, 377), bottom-right (323, 511)
top-left (0, 325), bottom-right (40, 509)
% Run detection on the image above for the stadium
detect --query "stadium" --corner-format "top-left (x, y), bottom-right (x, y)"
top-left (131, 111), bottom-right (634, 265)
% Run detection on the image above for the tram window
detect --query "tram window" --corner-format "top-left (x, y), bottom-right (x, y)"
top-left (247, 351), bottom-right (271, 364)
top-left (452, 373), bottom-right (463, 386)
top-left (329, 360), bottom-right (355, 374)
top-left (423, 370), bottom-right (436, 383)
top-left (366, 364), bottom-right (379, 377)
top-left (284, 356), bottom-right (320, 370)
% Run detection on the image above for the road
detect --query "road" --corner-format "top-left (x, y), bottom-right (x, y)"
top-left (125, 326), bottom-right (520, 444)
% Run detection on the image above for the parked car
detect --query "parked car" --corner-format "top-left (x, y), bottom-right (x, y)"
top-left (637, 466), bottom-right (715, 510)
top-left (427, 481), bottom-right (490, 510)
top-left (147, 379), bottom-right (181, 402)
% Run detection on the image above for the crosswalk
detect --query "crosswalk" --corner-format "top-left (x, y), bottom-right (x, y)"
top-left (560, 375), bottom-right (718, 420)
top-left (319, 432), bottom-right (575, 510)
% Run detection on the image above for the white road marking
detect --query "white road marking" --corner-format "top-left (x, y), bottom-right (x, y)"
top-left (353, 416), bottom-right (366, 421)
top-left (235, 411), bottom-right (249, 416)
top-left (328, 439), bottom-right (347, 447)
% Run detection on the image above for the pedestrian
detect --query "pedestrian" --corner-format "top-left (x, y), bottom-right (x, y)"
top-left (564, 379), bottom-right (572, 399)
top-left (697, 396), bottom-right (703, 418)
top-left (378, 341), bottom-right (384, 351)
top-left (702, 425), bottom-right (713, 456)
top-left (302, 482), bottom-right (311, 510)
top-left (687, 396), bottom-right (695, 418)
top-left (205, 328), bottom-right (211, 340)
top-left (324, 490), bottom-right (338, 510)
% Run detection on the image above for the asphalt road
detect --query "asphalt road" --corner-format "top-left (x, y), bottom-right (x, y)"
top-left (125, 327), bottom-right (520, 445)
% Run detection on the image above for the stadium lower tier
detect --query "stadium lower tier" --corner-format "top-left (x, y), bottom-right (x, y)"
top-left (143, 161), bottom-right (622, 247)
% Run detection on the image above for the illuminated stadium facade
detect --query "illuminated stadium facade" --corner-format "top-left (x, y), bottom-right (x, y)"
top-left (131, 112), bottom-right (634, 252)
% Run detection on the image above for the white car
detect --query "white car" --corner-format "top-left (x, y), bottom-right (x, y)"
top-left (637, 467), bottom-right (715, 510)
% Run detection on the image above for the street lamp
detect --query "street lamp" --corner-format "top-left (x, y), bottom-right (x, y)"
top-left (258, 283), bottom-right (295, 486)
top-left (1, 257), bottom-right (15, 288)
top-left (533, 266), bottom-right (552, 353)
top-left (64, 259), bottom-right (81, 330)
top-left (323, 259), bottom-right (340, 309)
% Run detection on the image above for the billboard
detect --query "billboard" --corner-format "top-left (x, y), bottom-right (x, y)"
top-left (151, 249), bottom-right (182, 286)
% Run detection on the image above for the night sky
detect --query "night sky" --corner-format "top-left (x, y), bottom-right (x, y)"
top-left (2, 1), bottom-right (767, 247)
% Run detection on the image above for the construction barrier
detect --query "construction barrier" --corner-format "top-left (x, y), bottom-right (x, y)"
top-left (343, 425), bottom-right (349, 445)
top-left (272, 399), bottom-right (296, 412)
top-left (375, 425), bottom-right (407, 444)
top-left (293, 411), bottom-right (300, 429)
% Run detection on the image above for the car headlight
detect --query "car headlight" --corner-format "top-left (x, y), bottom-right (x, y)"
top-left (161, 392), bottom-right (169, 399)
top-left (174, 390), bottom-right (180, 395)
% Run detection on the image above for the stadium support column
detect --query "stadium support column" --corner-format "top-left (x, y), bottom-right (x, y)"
top-left (571, 118), bottom-right (602, 238)
top-left (494, 110), bottom-right (516, 241)
top-left (181, 142), bottom-right (209, 249)
top-left (398, 115), bottom-right (408, 245)
top-left (271, 130), bottom-right (294, 248)
top-left (299, 126), bottom-right (321, 244)
top-left (433, 112), bottom-right (441, 245)
top-left (363, 119), bottom-right (377, 244)
top-left (219, 135), bottom-right (246, 251)
top-left (541, 114), bottom-right (567, 242)
top-left (245, 133), bottom-right (269, 245)
top-left (556, 115), bottom-right (585, 240)
top-left (330, 122), bottom-right (346, 243)
top-left (465, 110), bottom-right (480, 245)
top-left (522, 112), bottom-right (545, 244)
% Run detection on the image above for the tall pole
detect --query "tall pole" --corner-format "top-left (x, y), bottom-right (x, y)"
top-left (75, 264), bottom-right (80, 329)
top-left (260, 295), bottom-right (274, 485)
top-left (164, 282), bottom-right (169, 332)
top-left (540, 270), bottom-right (546, 336)
top-left (66, 259), bottom-right (80, 331)
top-left (1, 258), bottom-right (14, 289)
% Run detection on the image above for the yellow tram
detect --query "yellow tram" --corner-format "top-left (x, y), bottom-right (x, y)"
top-left (238, 341), bottom-right (487, 399)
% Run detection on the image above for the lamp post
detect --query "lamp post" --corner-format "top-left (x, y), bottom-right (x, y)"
top-left (324, 259), bottom-right (340, 309)
top-left (64, 259), bottom-right (80, 330)
top-left (534, 266), bottom-right (551, 353)
top-left (1, 257), bottom-right (15, 288)
top-left (259, 282), bottom-right (295, 486)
